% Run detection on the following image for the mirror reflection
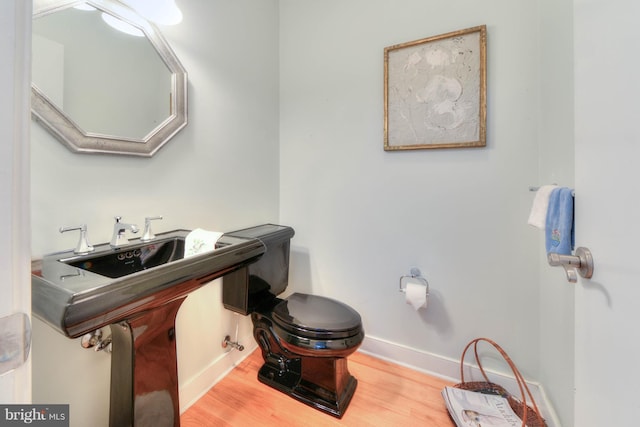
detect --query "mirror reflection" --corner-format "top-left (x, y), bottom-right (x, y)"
top-left (31, 0), bottom-right (188, 157)
top-left (32, 5), bottom-right (172, 139)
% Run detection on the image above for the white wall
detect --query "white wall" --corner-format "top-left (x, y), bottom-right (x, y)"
top-left (280, 0), bottom-right (541, 377)
top-left (30, 1), bottom-right (279, 426)
top-left (574, 1), bottom-right (640, 425)
top-left (0, 0), bottom-right (32, 404)
top-left (280, 0), bottom-right (572, 425)
top-left (538, 0), bottom-right (575, 426)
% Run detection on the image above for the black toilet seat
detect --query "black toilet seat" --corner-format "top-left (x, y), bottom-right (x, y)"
top-left (271, 293), bottom-right (362, 340)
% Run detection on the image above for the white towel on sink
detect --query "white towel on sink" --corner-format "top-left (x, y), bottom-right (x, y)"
top-left (184, 228), bottom-right (224, 258)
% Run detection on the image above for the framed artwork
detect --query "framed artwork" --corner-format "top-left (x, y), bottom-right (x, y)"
top-left (384, 25), bottom-right (487, 150)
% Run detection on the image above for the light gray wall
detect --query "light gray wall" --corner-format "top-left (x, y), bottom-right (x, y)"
top-left (574, 0), bottom-right (640, 425)
top-left (279, 0), bottom-right (572, 425)
top-left (280, 0), bottom-right (540, 373)
top-left (538, 0), bottom-right (575, 426)
top-left (31, 1), bottom-right (279, 425)
top-left (0, 0), bottom-right (32, 403)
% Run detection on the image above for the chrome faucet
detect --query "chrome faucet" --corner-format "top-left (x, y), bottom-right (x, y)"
top-left (110, 216), bottom-right (139, 248)
top-left (60, 224), bottom-right (94, 254)
top-left (141, 216), bottom-right (163, 242)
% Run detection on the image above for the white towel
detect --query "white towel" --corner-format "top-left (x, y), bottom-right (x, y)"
top-left (184, 228), bottom-right (224, 258)
top-left (527, 185), bottom-right (558, 229)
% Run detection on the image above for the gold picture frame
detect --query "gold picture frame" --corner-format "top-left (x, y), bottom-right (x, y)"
top-left (384, 25), bottom-right (487, 150)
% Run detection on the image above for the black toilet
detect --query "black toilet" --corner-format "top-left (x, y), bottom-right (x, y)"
top-left (221, 224), bottom-right (364, 418)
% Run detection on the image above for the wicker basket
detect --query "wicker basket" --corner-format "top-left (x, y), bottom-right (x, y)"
top-left (453, 338), bottom-right (547, 427)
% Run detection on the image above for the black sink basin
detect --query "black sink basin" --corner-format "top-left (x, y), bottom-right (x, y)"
top-left (32, 229), bottom-right (266, 338)
top-left (62, 237), bottom-right (185, 278)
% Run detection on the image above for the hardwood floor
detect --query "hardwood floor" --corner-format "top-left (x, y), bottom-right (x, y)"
top-left (181, 349), bottom-right (455, 426)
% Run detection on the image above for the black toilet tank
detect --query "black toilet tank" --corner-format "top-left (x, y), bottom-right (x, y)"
top-left (221, 224), bottom-right (295, 315)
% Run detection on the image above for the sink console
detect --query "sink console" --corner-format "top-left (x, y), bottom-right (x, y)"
top-left (32, 227), bottom-right (267, 427)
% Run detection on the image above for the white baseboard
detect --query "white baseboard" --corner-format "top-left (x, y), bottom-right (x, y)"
top-left (179, 331), bottom-right (258, 414)
top-left (359, 335), bottom-right (562, 427)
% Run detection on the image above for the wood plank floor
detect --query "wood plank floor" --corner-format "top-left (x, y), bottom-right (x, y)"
top-left (181, 349), bottom-right (455, 426)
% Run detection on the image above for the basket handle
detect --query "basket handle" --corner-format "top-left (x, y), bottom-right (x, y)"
top-left (459, 337), bottom-right (544, 427)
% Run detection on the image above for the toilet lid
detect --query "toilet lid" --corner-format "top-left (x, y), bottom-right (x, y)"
top-left (272, 293), bottom-right (362, 339)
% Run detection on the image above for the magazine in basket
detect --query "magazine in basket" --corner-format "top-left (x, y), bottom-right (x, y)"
top-left (442, 386), bottom-right (524, 427)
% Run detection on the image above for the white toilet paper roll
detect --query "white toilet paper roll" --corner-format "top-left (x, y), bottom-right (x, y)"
top-left (405, 280), bottom-right (428, 310)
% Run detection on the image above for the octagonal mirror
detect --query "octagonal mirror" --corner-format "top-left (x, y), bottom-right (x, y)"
top-left (31, 0), bottom-right (188, 157)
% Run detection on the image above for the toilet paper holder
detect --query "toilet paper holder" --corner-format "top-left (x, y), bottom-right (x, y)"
top-left (399, 267), bottom-right (429, 294)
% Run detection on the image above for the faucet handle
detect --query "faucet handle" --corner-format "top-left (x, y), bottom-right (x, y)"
top-left (141, 216), bottom-right (163, 242)
top-left (60, 224), bottom-right (94, 255)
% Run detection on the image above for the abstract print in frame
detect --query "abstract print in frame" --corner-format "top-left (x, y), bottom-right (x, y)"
top-left (384, 25), bottom-right (486, 150)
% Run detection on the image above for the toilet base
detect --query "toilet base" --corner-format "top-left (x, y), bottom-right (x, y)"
top-left (256, 357), bottom-right (358, 418)
top-left (252, 306), bottom-right (361, 418)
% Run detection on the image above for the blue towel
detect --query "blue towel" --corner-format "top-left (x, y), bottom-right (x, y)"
top-left (545, 187), bottom-right (575, 255)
